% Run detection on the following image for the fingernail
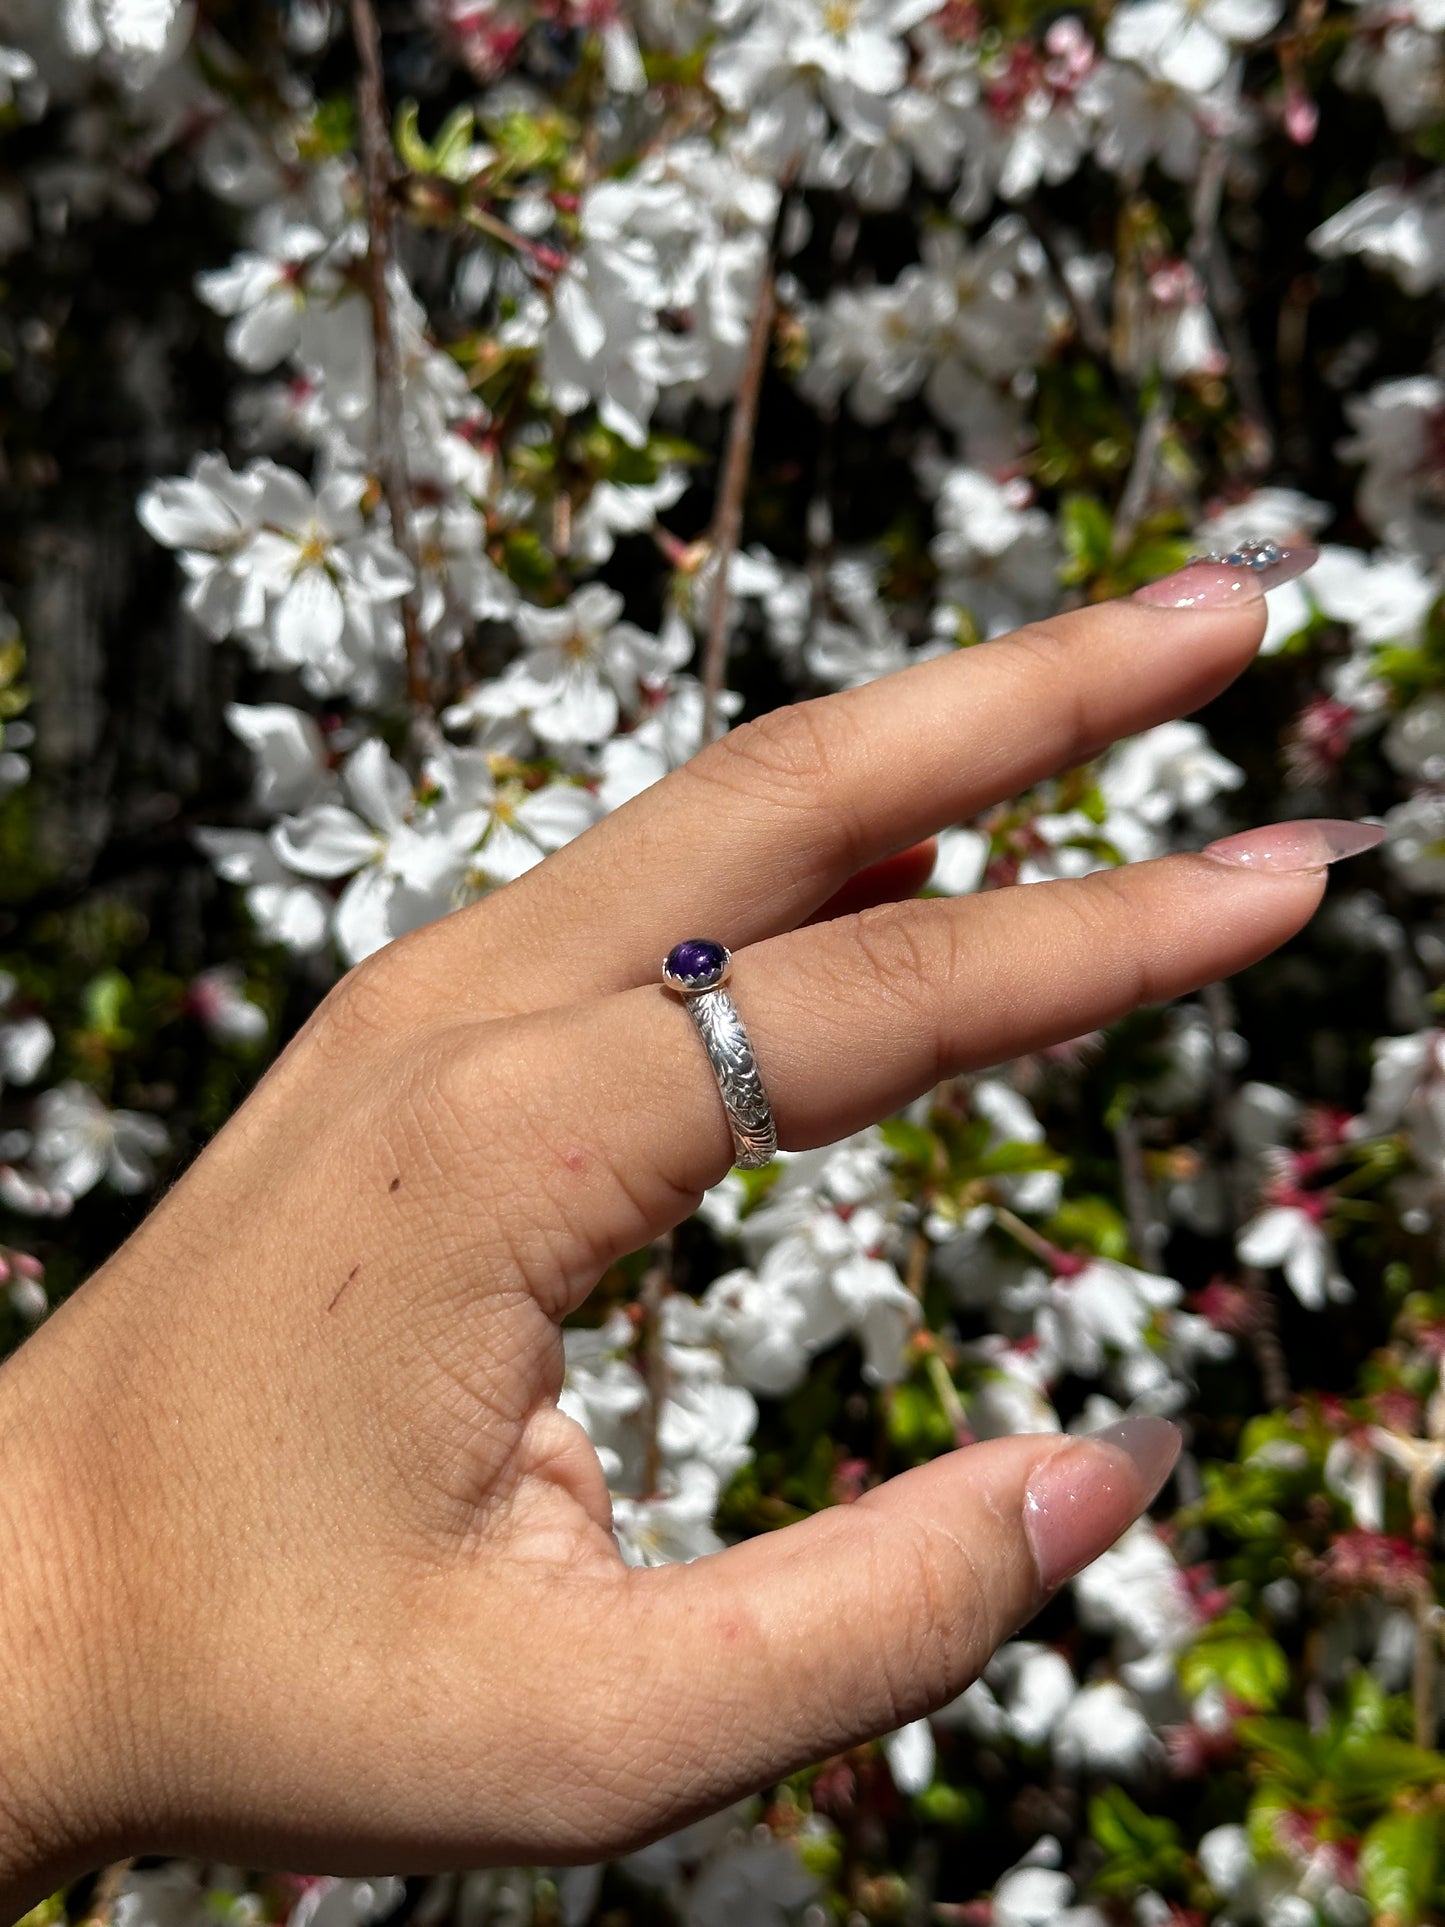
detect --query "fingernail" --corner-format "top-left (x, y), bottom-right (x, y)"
top-left (1023, 1416), bottom-right (1181, 1592)
top-left (1201, 818), bottom-right (1386, 873)
top-left (1133, 539), bottom-right (1319, 609)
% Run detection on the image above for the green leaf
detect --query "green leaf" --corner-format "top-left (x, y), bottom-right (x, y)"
top-left (81, 966), bottom-right (131, 1042)
top-left (433, 104), bottom-right (480, 179)
top-left (1236, 1716), bottom-right (1321, 1793)
top-left (1088, 1787), bottom-right (1188, 1897)
top-left (1044, 1195), bottom-right (1130, 1263)
top-left (887, 1381), bottom-right (955, 1456)
top-left (300, 95), bottom-right (356, 159)
top-left (1059, 492), bottom-right (1114, 582)
top-left (914, 1782), bottom-right (984, 1829)
top-left (395, 99), bottom-right (432, 175)
top-left (1332, 1737), bottom-right (1445, 1804)
top-left (501, 528), bottom-right (557, 593)
top-left (1360, 1809), bottom-right (1441, 1925)
top-left (1180, 1618), bottom-right (1290, 1711)
top-left (878, 1117), bottom-right (936, 1169)
top-left (978, 1140), bottom-right (1066, 1178)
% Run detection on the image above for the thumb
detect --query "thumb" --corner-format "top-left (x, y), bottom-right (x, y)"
top-left (625, 1417), bottom-right (1179, 1822)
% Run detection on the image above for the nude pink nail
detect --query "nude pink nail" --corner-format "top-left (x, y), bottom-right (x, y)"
top-left (1133, 540), bottom-right (1319, 609)
top-left (1201, 819), bottom-right (1386, 873)
top-left (1023, 1416), bottom-right (1181, 1592)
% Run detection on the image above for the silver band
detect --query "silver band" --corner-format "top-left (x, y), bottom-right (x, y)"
top-left (662, 940), bottom-right (777, 1170)
top-left (682, 987), bottom-right (778, 1170)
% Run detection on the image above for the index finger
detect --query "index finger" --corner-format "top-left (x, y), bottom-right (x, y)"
top-left (422, 547), bottom-right (1314, 1012)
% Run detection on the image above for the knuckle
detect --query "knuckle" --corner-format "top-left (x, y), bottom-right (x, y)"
top-left (850, 901), bottom-right (943, 996)
top-left (832, 902), bottom-right (955, 1085)
top-left (865, 1514), bottom-right (996, 1719)
top-left (304, 950), bottom-right (408, 1061)
top-left (1054, 868), bottom-right (1152, 1008)
top-left (687, 698), bottom-right (868, 856)
top-left (1004, 621), bottom-right (1094, 766)
top-left (405, 1023), bottom-right (487, 1143)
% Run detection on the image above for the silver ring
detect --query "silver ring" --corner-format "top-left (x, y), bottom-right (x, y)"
top-left (662, 940), bottom-right (777, 1170)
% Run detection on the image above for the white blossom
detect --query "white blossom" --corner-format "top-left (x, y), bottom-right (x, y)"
top-left (1107, 0), bottom-right (1282, 94)
top-left (29, 1082), bottom-right (168, 1203)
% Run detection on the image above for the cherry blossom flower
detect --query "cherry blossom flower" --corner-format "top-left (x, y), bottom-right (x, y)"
top-left (1237, 1198), bottom-right (1352, 1309)
top-left (1311, 178), bottom-right (1445, 295)
top-left (195, 219), bottom-right (335, 372)
top-left (459, 585), bottom-right (689, 747)
top-left (0, 973), bottom-right (52, 1097)
top-left (240, 467), bottom-right (415, 693)
top-left (29, 1081), bottom-right (168, 1203)
top-left (138, 453), bottom-right (270, 640)
top-left (929, 466), bottom-right (1060, 636)
top-left (272, 738), bottom-right (489, 962)
top-left (1107, 0), bottom-right (1282, 94)
top-left (185, 966), bottom-right (267, 1045)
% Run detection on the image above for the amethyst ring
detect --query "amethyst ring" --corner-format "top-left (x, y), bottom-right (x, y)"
top-left (662, 939), bottom-right (777, 1170)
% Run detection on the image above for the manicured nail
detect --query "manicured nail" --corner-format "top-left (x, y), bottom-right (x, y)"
top-left (1133, 538), bottom-right (1319, 609)
top-left (1201, 818), bottom-right (1386, 873)
top-left (1023, 1416), bottom-right (1181, 1592)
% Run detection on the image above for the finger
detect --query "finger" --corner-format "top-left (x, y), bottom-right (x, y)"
top-left (472, 840), bottom-right (1344, 1289)
top-left (801, 840), bottom-right (937, 925)
top-left (579, 1419), bottom-right (1180, 1847)
top-left (417, 555), bottom-right (1310, 1010)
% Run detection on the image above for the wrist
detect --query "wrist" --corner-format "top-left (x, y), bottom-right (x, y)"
top-left (0, 1300), bottom-right (144, 1921)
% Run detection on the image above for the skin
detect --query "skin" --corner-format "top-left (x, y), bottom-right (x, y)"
top-left (0, 583), bottom-right (1326, 1917)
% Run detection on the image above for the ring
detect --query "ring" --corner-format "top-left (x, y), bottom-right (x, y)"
top-left (662, 939), bottom-right (778, 1170)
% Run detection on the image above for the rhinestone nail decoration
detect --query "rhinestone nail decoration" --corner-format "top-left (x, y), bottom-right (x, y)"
top-left (1187, 537), bottom-right (1284, 571)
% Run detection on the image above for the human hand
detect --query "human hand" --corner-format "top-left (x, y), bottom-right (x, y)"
top-left (0, 546), bottom-right (1377, 1913)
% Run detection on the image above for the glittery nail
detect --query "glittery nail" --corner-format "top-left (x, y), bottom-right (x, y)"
top-left (1133, 538), bottom-right (1319, 609)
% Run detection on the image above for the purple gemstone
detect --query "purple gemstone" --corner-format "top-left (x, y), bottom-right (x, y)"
top-left (665, 938), bottom-right (729, 990)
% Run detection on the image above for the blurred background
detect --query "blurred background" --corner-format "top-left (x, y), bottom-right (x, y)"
top-left (1, 0), bottom-right (1444, 1921)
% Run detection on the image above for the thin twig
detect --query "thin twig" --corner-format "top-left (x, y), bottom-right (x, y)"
top-left (990, 1202), bottom-right (1074, 1273)
top-left (925, 1352), bottom-right (969, 1446)
top-left (1023, 196), bottom-right (1111, 361)
top-left (1412, 1594), bottom-right (1441, 1749)
top-left (1242, 1266), bottom-right (1291, 1409)
top-left (1111, 380), bottom-right (1173, 560)
top-left (348, 0), bottom-right (431, 726)
top-left (1186, 130), bottom-right (1232, 278)
top-left (700, 261), bottom-right (778, 747)
top-left (1114, 1105), bottom-right (1164, 1271)
top-left (1200, 981), bottom-right (1294, 1406)
top-left (639, 1233), bottom-right (673, 1500)
top-left (462, 202), bottom-right (566, 275)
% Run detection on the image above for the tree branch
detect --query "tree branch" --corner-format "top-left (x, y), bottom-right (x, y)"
top-left (1114, 1104), bottom-right (1165, 1271)
top-left (638, 1233), bottom-right (673, 1500)
top-left (700, 261), bottom-right (777, 747)
top-left (1111, 378), bottom-right (1173, 561)
top-left (348, 0), bottom-right (431, 727)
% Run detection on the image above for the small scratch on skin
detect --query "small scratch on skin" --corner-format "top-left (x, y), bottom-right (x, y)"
top-left (328, 1263), bottom-right (361, 1314)
top-left (561, 1148), bottom-right (587, 1174)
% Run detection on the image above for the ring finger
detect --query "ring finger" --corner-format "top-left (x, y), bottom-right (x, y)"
top-left (460, 822), bottom-right (1380, 1302)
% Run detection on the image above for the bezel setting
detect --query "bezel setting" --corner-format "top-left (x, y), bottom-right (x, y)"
top-left (663, 938), bottom-right (733, 995)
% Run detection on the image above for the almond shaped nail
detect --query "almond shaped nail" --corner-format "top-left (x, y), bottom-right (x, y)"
top-left (1023, 1416), bottom-right (1182, 1593)
top-left (1201, 819), bottom-right (1386, 874)
top-left (1133, 540), bottom-right (1319, 609)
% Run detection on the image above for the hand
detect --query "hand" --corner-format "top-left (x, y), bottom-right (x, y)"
top-left (0, 551), bottom-right (1363, 1912)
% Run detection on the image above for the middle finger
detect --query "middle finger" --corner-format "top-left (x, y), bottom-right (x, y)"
top-left (421, 551), bottom-right (1311, 1015)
